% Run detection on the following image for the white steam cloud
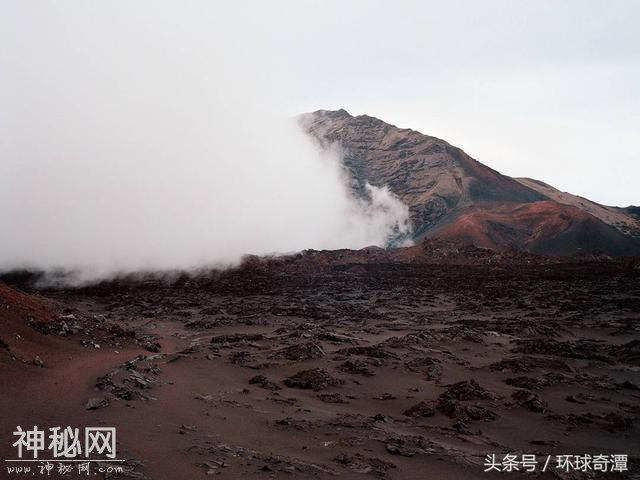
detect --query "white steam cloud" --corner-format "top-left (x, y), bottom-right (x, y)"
top-left (0, 2), bottom-right (411, 282)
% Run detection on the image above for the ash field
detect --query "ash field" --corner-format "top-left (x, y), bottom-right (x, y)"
top-left (1, 245), bottom-right (639, 479)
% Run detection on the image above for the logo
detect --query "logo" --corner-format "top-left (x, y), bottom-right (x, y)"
top-left (6, 426), bottom-right (124, 477)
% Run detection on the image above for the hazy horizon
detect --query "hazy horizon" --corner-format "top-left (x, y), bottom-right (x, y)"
top-left (1, 1), bottom-right (638, 278)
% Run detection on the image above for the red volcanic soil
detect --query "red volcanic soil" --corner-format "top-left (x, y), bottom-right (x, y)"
top-left (0, 283), bottom-right (60, 364)
top-left (424, 201), bottom-right (640, 256)
top-left (1, 255), bottom-right (639, 479)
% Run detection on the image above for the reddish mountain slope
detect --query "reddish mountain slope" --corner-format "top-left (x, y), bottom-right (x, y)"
top-left (516, 177), bottom-right (640, 239)
top-left (424, 201), bottom-right (640, 256)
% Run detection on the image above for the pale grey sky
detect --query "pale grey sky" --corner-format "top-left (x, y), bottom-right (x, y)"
top-left (0, 1), bottom-right (638, 277)
top-left (2, 1), bottom-right (638, 207)
top-left (279, 0), bottom-right (640, 207)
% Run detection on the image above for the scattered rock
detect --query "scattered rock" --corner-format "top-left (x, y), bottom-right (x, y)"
top-left (338, 359), bottom-right (375, 376)
top-left (273, 342), bottom-right (325, 361)
top-left (439, 380), bottom-right (494, 401)
top-left (437, 398), bottom-right (498, 422)
top-left (85, 397), bottom-right (109, 410)
top-left (515, 338), bottom-right (613, 364)
top-left (334, 453), bottom-right (395, 475)
top-left (374, 393), bottom-right (397, 401)
top-left (178, 424), bottom-right (198, 434)
top-left (210, 333), bottom-right (264, 344)
top-left (403, 401), bottom-right (436, 418)
top-left (565, 394), bottom-right (586, 404)
top-left (248, 374), bottom-right (281, 391)
top-left (317, 393), bottom-right (348, 404)
top-left (617, 380), bottom-right (639, 390)
top-left (505, 376), bottom-right (548, 390)
top-left (511, 389), bottom-right (547, 413)
top-left (284, 368), bottom-right (343, 391)
top-left (144, 341), bottom-right (161, 353)
top-left (490, 356), bottom-right (575, 373)
top-left (336, 345), bottom-right (397, 359)
top-left (404, 357), bottom-right (442, 380)
top-left (384, 435), bottom-right (434, 457)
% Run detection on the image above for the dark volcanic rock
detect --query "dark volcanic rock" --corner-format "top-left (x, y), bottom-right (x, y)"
top-left (272, 342), bottom-right (325, 361)
top-left (338, 359), bottom-right (375, 377)
top-left (283, 368), bottom-right (343, 391)
top-left (505, 376), bottom-right (548, 390)
top-left (403, 401), bottom-right (436, 418)
top-left (144, 341), bottom-right (161, 353)
top-left (439, 380), bottom-right (494, 401)
top-left (85, 397), bottom-right (109, 410)
top-left (335, 345), bottom-right (398, 359)
top-left (248, 374), bottom-right (281, 391)
top-left (334, 453), bottom-right (395, 475)
top-left (317, 393), bottom-right (349, 404)
top-left (615, 339), bottom-right (640, 365)
top-left (435, 380), bottom-right (498, 422)
top-left (437, 398), bottom-right (498, 422)
top-left (490, 356), bottom-right (575, 373)
top-left (511, 389), bottom-right (547, 413)
top-left (514, 338), bottom-right (613, 363)
top-left (211, 333), bottom-right (264, 344)
top-left (404, 357), bottom-right (442, 380)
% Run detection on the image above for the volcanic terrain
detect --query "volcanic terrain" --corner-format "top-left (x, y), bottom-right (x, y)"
top-left (1, 112), bottom-right (639, 480)
top-left (1, 246), bottom-right (639, 479)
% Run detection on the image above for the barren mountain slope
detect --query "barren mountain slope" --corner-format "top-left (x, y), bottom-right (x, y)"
top-left (302, 109), bottom-right (640, 255)
top-left (301, 109), bottom-right (546, 236)
top-left (516, 177), bottom-right (640, 238)
top-left (424, 201), bottom-right (640, 256)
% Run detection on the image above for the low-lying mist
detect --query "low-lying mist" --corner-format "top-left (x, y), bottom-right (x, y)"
top-left (0, 3), bottom-right (411, 284)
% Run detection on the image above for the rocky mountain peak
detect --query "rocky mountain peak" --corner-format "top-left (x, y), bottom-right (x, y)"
top-left (301, 109), bottom-right (640, 256)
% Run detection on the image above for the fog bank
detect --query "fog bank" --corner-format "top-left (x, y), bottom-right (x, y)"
top-left (0, 2), bottom-right (411, 283)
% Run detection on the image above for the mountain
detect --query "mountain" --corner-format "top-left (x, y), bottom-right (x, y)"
top-left (515, 177), bottom-right (640, 239)
top-left (426, 201), bottom-right (640, 256)
top-left (301, 109), bottom-right (640, 256)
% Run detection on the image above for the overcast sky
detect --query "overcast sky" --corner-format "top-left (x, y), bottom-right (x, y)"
top-left (1, 1), bottom-right (638, 277)
top-left (3, 1), bottom-right (638, 207)
top-left (281, 0), bottom-right (640, 207)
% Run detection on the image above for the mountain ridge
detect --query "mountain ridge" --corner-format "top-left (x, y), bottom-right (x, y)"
top-left (301, 109), bottom-right (640, 256)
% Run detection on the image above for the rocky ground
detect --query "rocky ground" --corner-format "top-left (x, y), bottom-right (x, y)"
top-left (1, 252), bottom-right (639, 479)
